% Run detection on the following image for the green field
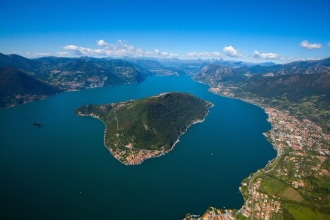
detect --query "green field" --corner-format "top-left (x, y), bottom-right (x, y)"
top-left (283, 203), bottom-right (330, 220)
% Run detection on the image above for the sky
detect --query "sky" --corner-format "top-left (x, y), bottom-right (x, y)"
top-left (0, 0), bottom-right (329, 63)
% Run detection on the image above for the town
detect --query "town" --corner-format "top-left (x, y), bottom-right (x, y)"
top-left (184, 87), bottom-right (330, 220)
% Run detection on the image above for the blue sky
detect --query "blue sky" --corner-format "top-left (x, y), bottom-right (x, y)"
top-left (0, 0), bottom-right (329, 63)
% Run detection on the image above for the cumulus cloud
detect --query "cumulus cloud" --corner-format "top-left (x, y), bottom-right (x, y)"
top-left (63, 40), bottom-right (141, 57)
top-left (63, 45), bottom-right (105, 56)
top-left (223, 46), bottom-right (243, 57)
top-left (63, 45), bottom-right (79, 50)
top-left (300, 40), bottom-right (322, 49)
top-left (97, 39), bottom-right (136, 53)
top-left (253, 50), bottom-right (280, 59)
top-left (97, 39), bottom-right (109, 47)
top-left (62, 40), bottom-right (222, 59)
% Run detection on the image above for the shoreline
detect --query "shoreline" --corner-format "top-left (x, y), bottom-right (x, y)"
top-left (186, 84), bottom-right (330, 219)
top-left (207, 90), bottom-right (280, 166)
top-left (80, 115), bottom-right (207, 166)
top-left (207, 86), bottom-right (281, 169)
top-left (76, 101), bottom-right (213, 166)
top-left (183, 84), bottom-right (282, 219)
top-left (184, 86), bottom-right (282, 219)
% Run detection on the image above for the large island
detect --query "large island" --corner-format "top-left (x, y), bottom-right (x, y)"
top-left (75, 92), bottom-right (213, 165)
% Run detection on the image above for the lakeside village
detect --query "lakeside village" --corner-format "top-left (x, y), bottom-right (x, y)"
top-left (184, 87), bottom-right (330, 220)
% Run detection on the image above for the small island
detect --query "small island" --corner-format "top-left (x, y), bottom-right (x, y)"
top-left (32, 122), bottom-right (41, 128)
top-left (75, 92), bottom-right (213, 165)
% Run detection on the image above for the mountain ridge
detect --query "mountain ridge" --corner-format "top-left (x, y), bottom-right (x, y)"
top-left (0, 53), bottom-right (150, 107)
top-left (193, 57), bottom-right (330, 133)
top-left (0, 67), bottom-right (60, 107)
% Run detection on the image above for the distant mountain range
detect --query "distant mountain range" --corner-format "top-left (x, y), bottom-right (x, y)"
top-left (0, 53), bottom-right (212, 107)
top-left (194, 57), bottom-right (330, 100)
top-left (193, 57), bottom-right (330, 133)
top-left (126, 58), bottom-right (187, 76)
top-left (0, 54), bottom-right (159, 107)
top-left (1, 52), bottom-right (330, 110)
top-left (0, 54), bottom-right (148, 88)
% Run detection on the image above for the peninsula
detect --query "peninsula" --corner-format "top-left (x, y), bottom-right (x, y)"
top-left (75, 92), bottom-right (213, 165)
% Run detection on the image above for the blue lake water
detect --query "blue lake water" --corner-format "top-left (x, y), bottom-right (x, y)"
top-left (0, 76), bottom-right (276, 219)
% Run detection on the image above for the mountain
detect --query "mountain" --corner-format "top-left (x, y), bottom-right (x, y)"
top-left (194, 57), bottom-right (330, 88)
top-left (194, 57), bottom-right (330, 133)
top-left (0, 54), bottom-right (152, 107)
top-left (242, 72), bottom-right (330, 101)
top-left (75, 92), bottom-right (213, 165)
top-left (127, 58), bottom-right (186, 76)
top-left (194, 57), bottom-right (330, 84)
top-left (155, 58), bottom-right (210, 75)
top-left (32, 56), bottom-right (148, 88)
top-left (0, 53), bottom-right (38, 71)
top-left (241, 71), bottom-right (330, 133)
top-left (0, 54), bottom-right (149, 89)
top-left (193, 63), bottom-right (243, 86)
top-left (235, 57), bottom-right (330, 76)
top-left (274, 57), bottom-right (330, 75)
top-left (0, 67), bottom-right (60, 107)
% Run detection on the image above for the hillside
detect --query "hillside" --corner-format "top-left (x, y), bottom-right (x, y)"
top-left (234, 57), bottom-right (330, 76)
top-left (193, 63), bottom-right (243, 85)
top-left (231, 72), bottom-right (330, 133)
top-left (127, 58), bottom-right (186, 76)
top-left (194, 58), bottom-right (330, 133)
top-left (0, 53), bottom-right (38, 70)
top-left (189, 57), bottom-right (330, 220)
top-left (0, 54), bottom-right (152, 107)
top-left (0, 53), bottom-right (148, 86)
top-left (75, 92), bottom-right (213, 165)
top-left (242, 72), bottom-right (330, 100)
top-left (0, 67), bottom-right (60, 107)
top-left (194, 57), bottom-right (330, 84)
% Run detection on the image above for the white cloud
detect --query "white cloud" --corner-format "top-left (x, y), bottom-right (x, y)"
top-left (253, 50), bottom-right (280, 59)
top-left (185, 51), bottom-right (221, 59)
top-left (300, 40), bottom-right (322, 49)
top-left (97, 39), bottom-right (136, 52)
top-left (63, 45), bottom-right (105, 56)
top-left (223, 46), bottom-right (243, 57)
top-left (64, 40), bottom-right (145, 57)
top-left (57, 51), bottom-right (70, 56)
top-left (63, 45), bottom-right (79, 50)
top-left (117, 40), bottom-right (135, 51)
top-left (97, 39), bottom-right (109, 47)
top-left (62, 40), bottom-right (222, 59)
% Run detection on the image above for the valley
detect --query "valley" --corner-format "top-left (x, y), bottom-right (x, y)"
top-left (1, 53), bottom-right (329, 219)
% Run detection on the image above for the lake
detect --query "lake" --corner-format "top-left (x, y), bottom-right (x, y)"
top-left (0, 76), bottom-right (276, 220)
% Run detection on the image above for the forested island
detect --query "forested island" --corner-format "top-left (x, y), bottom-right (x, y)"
top-left (75, 92), bottom-right (213, 165)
